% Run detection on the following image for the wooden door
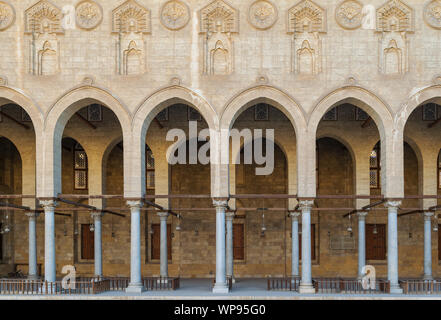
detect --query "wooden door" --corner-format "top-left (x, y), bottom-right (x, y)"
top-left (233, 224), bottom-right (244, 260)
top-left (81, 224), bottom-right (94, 260)
top-left (366, 224), bottom-right (386, 260)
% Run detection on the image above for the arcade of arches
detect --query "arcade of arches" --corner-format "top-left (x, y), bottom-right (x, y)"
top-left (3, 0), bottom-right (441, 295)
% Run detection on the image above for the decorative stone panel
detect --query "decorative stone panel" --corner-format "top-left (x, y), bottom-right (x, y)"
top-left (112, 0), bottom-right (151, 75)
top-left (287, 0), bottom-right (326, 76)
top-left (199, 0), bottom-right (238, 75)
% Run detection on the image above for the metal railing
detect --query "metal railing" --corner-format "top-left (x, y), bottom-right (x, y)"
top-left (400, 279), bottom-right (441, 295)
top-left (0, 279), bottom-right (110, 295)
top-left (267, 276), bottom-right (300, 291)
top-left (313, 278), bottom-right (390, 294)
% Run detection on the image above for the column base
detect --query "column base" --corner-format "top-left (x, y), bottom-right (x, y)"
top-left (126, 282), bottom-right (145, 293)
top-left (389, 284), bottom-right (403, 294)
top-left (27, 274), bottom-right (40, 281)
top-left (157, 278), bottom-right (169, 284)
top-left (299, 283), bottom-right (315, 294)
top-left (423, 274), bottom-right (433, 281)
top-left (212, 283), bottom-right (229, 294)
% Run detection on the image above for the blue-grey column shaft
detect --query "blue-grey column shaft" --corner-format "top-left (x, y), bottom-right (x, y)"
top-left (290, 212), bottom-right (300, 277)
top-left (386, 201), bottom-right (402, 293)
top-left (213, 199), bottom-right (229, 293)
top-left (42, 200), bottom-right (57, 282)
top-left (126, 201), bottom-right (145, 293)
top-left (357, 212), bottom-right (368, 278)
top-left (299, 200), bottom-right (315, 293)
top-left (92, 212), bottom-right (103, 277)
top-left (27, 212), bottom-right (39, 279)
top-left (158, 212), bottom-right (169, 278)
top-left (423, 212), bottom-right (434, 280)
top-left (226, 212), bottom-right (234, 279)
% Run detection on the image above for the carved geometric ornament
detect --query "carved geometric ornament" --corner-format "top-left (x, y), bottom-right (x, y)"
top-left (112, 0), bottom-right (151, 34)
top-left (335, 0), bottom-right (363, 30)
top-left (25, 0), bottom-right (64, 34)
top-left (200, 0), bottom-right (239, 34)
top-left (248, 0), bottom-right (278, 30)
top-left (0, 1), bottom-right (14, 31)
top-left (376, 0), bottom-right (413, 32)
top-left (424, 0), bottom-right (441, 29)
top-left (287, 0), bottom-right (326, 34)
top-left (76, 0), bottom-right (103, 30)
top-left (160, 0), bottom-right (190, 30)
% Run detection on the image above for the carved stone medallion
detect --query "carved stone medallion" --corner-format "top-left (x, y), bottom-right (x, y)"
top-left (424, 0), bottom-right (441, 29)
top-left (335, 0), bottom-right (363, 30)
top-left (249, 0), bottom-right (278, 30)
top-left (160, 0), bottom-right (190, 30)
top-left (0, 1), bottom-right (14, 31)
top-left (76, 0), bottom-right (103, 30)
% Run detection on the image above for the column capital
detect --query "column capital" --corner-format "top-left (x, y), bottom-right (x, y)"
top-left (384, 200), bottom-right (401, 209)
top-left (226, 211), bottom-right (235, 220)
top-left (157, 211), bottom-right (169, 220)
top-left (357, 211), bottom-right (368, 219)
top-left (90, 211), bottom-right (104, 220)
top-left (289, 211), bottom-right (301, 219)
top-left (299, 200), bottom-right (314, 210)
top-left (213, 198), bottom-right (229, 208)
top-left (39, 199), bottom-right (57, 209)
top-left (25, 211), bottom-right (40, 219)
top-left (424, 211), bottom-right (434, 220)
top-left (126, 200), bottom-right (143, 209)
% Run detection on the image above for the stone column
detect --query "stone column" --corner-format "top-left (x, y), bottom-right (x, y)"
top-left (357, 212), bottom-right (368, 279)
top-left (423, 212), bottom-right (434, 280)
top-left (225, 211), bottom-right (235, 282)
top-left (126, 200), bottom-right (145, 293)
top-left (40, 200), bottom-right (57, 283)
top-left (289, 211), bottom-right (300, 277)
top-left (385, 201), bottom-right (403, 293)
top-left (91, 211), bottom-right (104, 278)
top-left (213, 198), bottom-right (229, 293)
top-left (157, 211), bottom-right (169, 278)
top-left (26, 211), bottom-right (40, 280)
top-left (299, 200), bottom-right (315, 294)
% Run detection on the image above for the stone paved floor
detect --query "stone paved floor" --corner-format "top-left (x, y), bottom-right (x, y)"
top-left (1, 278), bottom-right (441, 299)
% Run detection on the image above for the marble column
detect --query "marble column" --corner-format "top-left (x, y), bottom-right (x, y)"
top-left (157, 211), bottom-right (169, 278)
top-left (385, 201), bottom-right (403, 294)
top-left (126, 200), bottom-right (145, 293)
top-left (357, 212), bottom-right (368, 279)
top-left (423, 212), bottom-right (434, 280)
top-left (213, 198), bottom-right (229, 293)
top-left (41, 200), bottom-right (57, 283)
top-left (289, 211), bottom-right (300, 277)
top-left (26, 211), bottom-right (40, 280)
top-left (299, 200), bottom-right (315, 294)
top-left (91, 211), bottom-right (104, 278)
top-left (225, 211), bottom-right (235, 282)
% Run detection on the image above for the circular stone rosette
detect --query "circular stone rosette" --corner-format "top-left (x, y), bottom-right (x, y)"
top-left (335, 0), bottom-right (363, 30)
top-left (424, 0), bottom-right (441, 29)
top-left (0, 1), bottom-right (15, 31)
top-left (248, 0), bottom-right (278, 30)
top-left (75, 0), bottom-right (103, 30)
top-left (160, 0), bottom-right (190, 31)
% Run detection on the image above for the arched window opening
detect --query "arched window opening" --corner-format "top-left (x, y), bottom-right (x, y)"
top-left (146, 145), bottom-right (155, 191)
top-left (74, 143), bottom-right (88, 190)
top-left (370, 142), bottom-right (380, 189)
